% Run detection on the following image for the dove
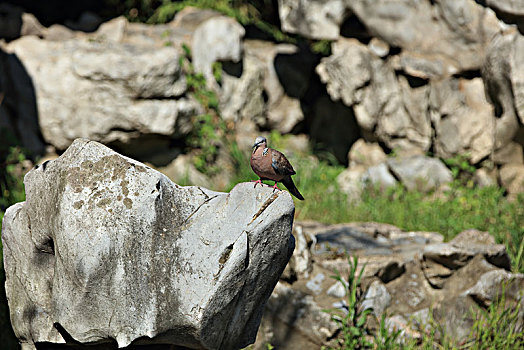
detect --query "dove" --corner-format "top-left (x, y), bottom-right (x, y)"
top-left (250, 136), bottom-right (304, 200)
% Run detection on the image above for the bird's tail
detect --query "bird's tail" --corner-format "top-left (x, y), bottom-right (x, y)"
top-left (282, 177), bottom-right (304, 200)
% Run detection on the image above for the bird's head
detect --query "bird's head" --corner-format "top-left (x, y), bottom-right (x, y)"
top-left (252, 136), bottom-right (267, 149)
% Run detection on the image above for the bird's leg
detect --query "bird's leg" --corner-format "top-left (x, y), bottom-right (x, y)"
top-left (272, 182), bottom-right (280, 192)
top-left (252, 179), bottom-right (263, 188)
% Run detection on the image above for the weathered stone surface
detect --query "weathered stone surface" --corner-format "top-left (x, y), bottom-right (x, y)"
top-left (157, 153), bottom-right (212, 189)
top-left (1, 139), bottom-right (295, 349)
top-left (309, 95), bottom-right (360, 164)
top-left (493, 141), bottom-right (524, 165)
top-left (278, 0), bottom-right (349, 40)
top-left (483, 0), bottom-right (524, 30)
top-left (474, 167), bottom-right (498, 187)
top-left (220, 55), bottom-right (266, 126)
top-left (362, 279), bottom-right (391, 318)
top-left (500, 163), bottom-right (524, 197)
top-left (423, 239), bottom-right (510, 271)
top-left (4, 35), bottom-right (199, 159)
top-left (463, 269), bottom-right (524, 307)
top-left (387, 156), bottom-right (453, 192)
top-left (430, 78), bottom-right (495, 164)
top-left (191, 15), bottom-right (245, 87)
top-left (483, 32), bottom-right (524, 147)
top-left (347, 0), bottom-right (502, 74)
top-left (254, 282), bottom-right (339, 349)
top-left (317, 39), bottom-right (432, 154)
top-left (348, 139), bottom-right (387, 168)
top-left (225, 40), bottom-right (316, 134)
top-left (336, 166), bottom-right (365, 202)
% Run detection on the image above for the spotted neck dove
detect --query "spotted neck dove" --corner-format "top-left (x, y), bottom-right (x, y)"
top-left (250, 136), bottom-right (304, 200)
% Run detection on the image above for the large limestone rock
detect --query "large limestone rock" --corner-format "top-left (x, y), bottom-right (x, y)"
top-left (430, 78), bottom-right (495, 164)
top-left (347, 0), bottom-right (502, 75)
top-left (1, 139), bottom-right (295, 349)
top-left (483, 31), bottom-right (524, 150)
top-left (4, 35), bottom-right (200, 159)
top-left (277, 0), bottom-right (349, 40)
top-left (316, 39), bottom-right (432, 154)
top-left (387, 156), bottom-right (453, 193)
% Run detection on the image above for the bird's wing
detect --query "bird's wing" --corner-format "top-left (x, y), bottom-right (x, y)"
top-left (271, 149), bottom-right (296, 176)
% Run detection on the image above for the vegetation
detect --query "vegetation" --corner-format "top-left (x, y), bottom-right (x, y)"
top-left (322, 256), bottom-right (373, 349)
top-left (322, 255), bottom-right (523, 350)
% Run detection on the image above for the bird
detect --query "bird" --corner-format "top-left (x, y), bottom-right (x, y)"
top-left (250, 136), bottom-right (304, 200)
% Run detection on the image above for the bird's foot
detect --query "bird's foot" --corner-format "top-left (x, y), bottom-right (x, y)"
top-left (272, 182), bottom-right (280, 192)
top-left (252, 179), bottom-right (263, 188)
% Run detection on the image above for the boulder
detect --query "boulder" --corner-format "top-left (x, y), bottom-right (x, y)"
top-left (309, 95), bottom-right (360, 164)
top-left (316, 39), bottom-right (432, 154)
top-left (423, 234), bottom-right (511, 271)
top-left (277, 0), bottom-right (349, 40)
top-left (430, 78), bottom-right (495, 164)
top-left (0, 46), bottom-right (45, 156)
top-left (166, 7), bottom-right (245, 88)
top-left (4, 35), bottom-right (200, 162)
top-left (362, 279), bottom-right (391, 318)
top-left (253, 282), bottom-right (339, 349)
top-left (386, 156), bottom-right (453, 192)
top-left (483, 0), bottom-right (524, 30)
top-left (348, 139), bottom-right (387, 168)
top-left (347, 0), bottom-right (502, 74)
top-left (1, 139), bottom-right (295, 349)
top-left (220, 55), bottom-right (266, 126)
top-left (499, 163), bottom-right (524, 197)
top-left (361, 163), bottom-right (398, 190)
top-left (482, 32), bottom-right (524, 148)
top-left (493, 141), bottom-right (524, 165)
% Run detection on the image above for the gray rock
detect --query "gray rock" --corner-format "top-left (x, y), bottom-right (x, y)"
top-left (316, 38), bottom-right (372, 107)
top-left (1, 139), bottom-right (295, 349)
top-left (336, 166), bottom-right (365, 202)
top-left (493, 141), bottom-right (524, 165)
top-left (348, 139), bottom-right (387, 168)
top-left (431, 78), bottom-right (495, 164)
top-left (484, 0), bottom-right (524, 30)
top-left (317, 39), bottom-right (432, 154)
top-left (254, 282), bottom-right (339, 349)
top-left (192, 15), bottom-right (245, 88)
top-left (462, 269), bottom-right (524, 307)
top-left (21, 13), bottom-right (45, 37)
top-left (236, 40), bottom-right (315, 133)
top-left (327, 279), bottom-right (347, 298)
top-left (362, 163), bottom-right (398, 190)
top-left (347, 0), bottom-right (502, 74)
top-left (362, 279), bottom-right (391, 318)
top-left (157, 153), bottom-right (212, 189)
top-left (5, 36), bottom-right (199, 159)
top-left (474, 167), bottom-right (498, 187)
top-left (482, 32), bottom-right (524, 148)
top-left (305, 273), bottom-right (326, 295)
top-left (278, 0), bottom-right (349, 40)
top-left (387, 156), bottom-right (453, 192)
top-left (500, 164), bottom-right (524, 197)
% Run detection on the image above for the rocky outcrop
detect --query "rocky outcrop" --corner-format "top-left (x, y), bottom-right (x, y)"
top-left (254, 222), bottom-right (522, 348)
top-left (1, 139), bottom-right (295, 349)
